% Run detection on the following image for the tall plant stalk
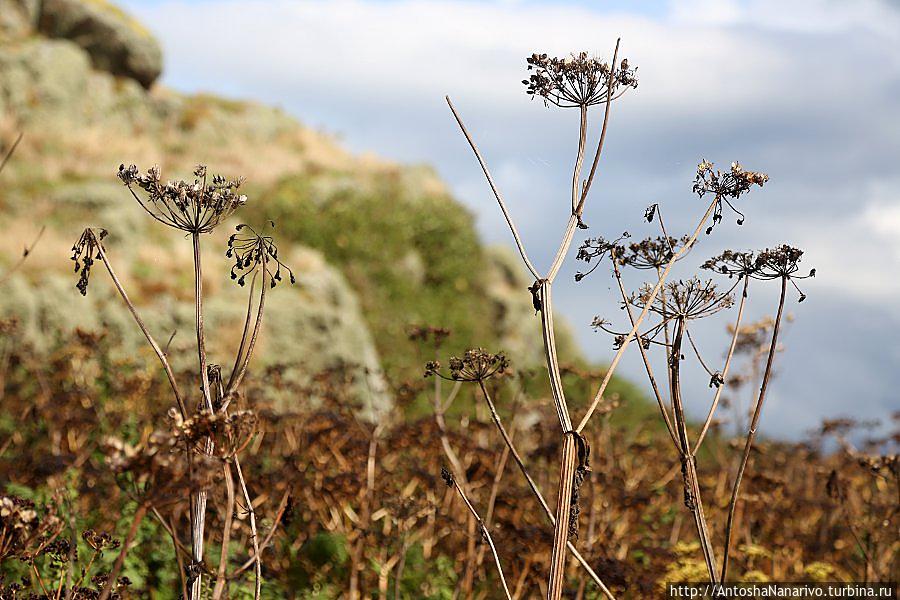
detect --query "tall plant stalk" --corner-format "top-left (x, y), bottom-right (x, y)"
top-left (72, 165), bottom-right (294, 599)
top-left (448, 40), bottom-right (640, 599)
top-left (720, 275), bottom-right (787, 580)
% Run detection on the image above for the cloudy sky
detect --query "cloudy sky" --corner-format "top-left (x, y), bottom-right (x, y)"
top-left (122, 0), bottom-right (900, 440)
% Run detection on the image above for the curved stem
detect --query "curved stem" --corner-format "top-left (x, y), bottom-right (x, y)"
top-left (445, 97), bottom-right (540, 279)
top-left (93, 239), bottom-right (186, 417)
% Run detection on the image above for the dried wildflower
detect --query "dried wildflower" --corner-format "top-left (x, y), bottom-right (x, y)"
top-left (82, 529), bottom-right (120, 552)
top-left (702, 250), bottom-right (758, 280)
top-left (753, 245), bottom-right (815, 301)
top-left (117, 163), bottom-right (246, 233)
top-left (0, 495), bottom-right (63, 562)
top-left (632, 278), bottom-right (734, 321)
top-left (169, 408), bottom-right (259, 458)
top-left (574, 233), bottom-right (629, 281)
top-left (693, 160), bottom-right (768, 234)
top-left (427, 348), bottom-right (509, 382)
top-left (70, 228), bottom-right (108, 296)
top-left (622, 235), bottom-right (691, 271)
top-left (423, 360), bottom-right (441, 378)
top-left (523, 51), bottom-right (637, 108)
top-left (226, 223), bottom-right (296, 288)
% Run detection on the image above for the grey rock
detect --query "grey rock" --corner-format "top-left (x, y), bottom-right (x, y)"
top-left (38, 0), bottom-right (162, 88)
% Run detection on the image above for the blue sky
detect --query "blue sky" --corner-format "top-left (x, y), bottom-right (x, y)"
top-left (119, 0), bottom-right (900, 440)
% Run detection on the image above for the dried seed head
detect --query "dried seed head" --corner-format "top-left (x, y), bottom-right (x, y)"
top-left (523, 50), bottom-right (637, 108)
top-left (70, 228), bottom-right (108, 296)
top-left (426, 348), bottom-right (508, 382)
top-left (226, 223), bottom-right (296, 289)
top-left (623, 235), bottom-right (691, 271)
top-left (702, 250), bottom-right (758, 279)
top-left (753, 244), bottom-right (815, 301)
top-left (693, 160), bottom-right (768, 234)
top-left (574, 232), bottom-right (630, 282)
top-left (117, 163), bottom-right (247, 233)
top-left (633, 277), bottom-right (733, 321)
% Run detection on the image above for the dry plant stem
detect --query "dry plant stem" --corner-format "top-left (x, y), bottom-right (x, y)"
top-left (670, 318), bottom-right (718, 582)
top-left (93, 240), bottom-right (186, 417)
top-left (190, 231), bottom-right (215, 600)
top-left (448, 45), bottom-right (621, 596)
top-left (349, 432), bottom-right (379, 599)
top-left (694, 277), bottom-right (749, 451)
top-left (544, 63), bottom-right (616, 594)
top-left (477, 382), bottom-right (616, 600)
top-left (476, 442), bottom-right (511, 568)
top-left (0, 226), bottom-right (45, 286)
top-left (610, 259), bottom-right (680, 450)
top-left (212, 463), bottom-right (236, 600)
top-left (575, 39), bottom-right (620, 215)
top-left (224, 273), bottom-right (259, 403)
top-left (97, 503), bottom-right (148, 600)
top-left (577, 195), bottom-right (719, 432)
top-left (445, 97), bottom-right (539, 280)
top-left (0, 131), bottom-right (23, 175)
top-left (447, 473), bottom-right (513, 600)
top-left (225, 256), bottom-right (268, 401)
top-left (234, 455), bottom-right (262, 599)
top-left (720, 276), bottom-right (787, 582)
top-left (233, 489), bottom-right (290, 575)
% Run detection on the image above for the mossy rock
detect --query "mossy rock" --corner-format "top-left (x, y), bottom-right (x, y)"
top-left (38, 0), bottom-right (162, 88)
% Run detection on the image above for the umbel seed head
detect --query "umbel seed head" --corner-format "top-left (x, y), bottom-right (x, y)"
top-left (523, 51), bottom-right (637, 108)
top-left (118, 163), bottom-right (247, 234)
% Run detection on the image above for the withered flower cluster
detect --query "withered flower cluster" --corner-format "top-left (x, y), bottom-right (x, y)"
top-left (117, 164), bottom-right (246, 234)
top-left (523, 51), bottom-right (638, 108)
top-left (623, 235), bottom-right (692, 270)
top-left (425, 348), bottom-right (509, 382)
top-left (169, 408), bottom-right (259, 458)
top-left (693, 160), bottom-right (768, 233)
top-left (574, 233), bottom-right (630, 281)
top-left (704, 245), bottom-right (815, 300)
top-left (70, 228), bottom-right (108, 296)
top-left (633, 277), bottom-right (734, 321)
top-left (702, 249), bottom-right (757, 279)
top-left (226, 223), bottom-right (296, 288)
top-left (82, 529), bottom-right (121, 553)
top-left (1, 495), bottom-right (44, 561)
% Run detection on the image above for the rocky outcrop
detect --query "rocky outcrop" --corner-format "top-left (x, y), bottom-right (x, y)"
top-left (0, 0), bottom-right (593, 420)
top-left (0, 236), bottom-right (391, 415)
top-left (38, 0), bottom-right (162, 88)
top-left (0, 0), bottom-right (162, 88)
